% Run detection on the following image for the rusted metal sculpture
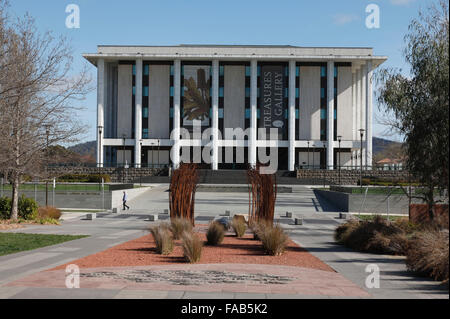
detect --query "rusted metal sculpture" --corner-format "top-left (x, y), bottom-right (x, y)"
top-left (169, 163), bottom-right (198, 226)
top-left (247, 165), bottom-right (277, 226)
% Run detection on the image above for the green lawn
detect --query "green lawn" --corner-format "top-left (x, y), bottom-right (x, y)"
top-left (1, 184), bottom-right (110, 192)
top-left (0, 233), bottom-right (88, 256)
top-left (356, 215), bottom-right (407, 222)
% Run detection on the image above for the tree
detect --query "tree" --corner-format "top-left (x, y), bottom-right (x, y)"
top-left (0, 1), bottom-right (92, 219)
top-left (376, 0), bottom-right (449, 220)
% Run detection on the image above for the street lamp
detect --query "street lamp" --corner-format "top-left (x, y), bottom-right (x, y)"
top-left (337, 135), bottom-right (342, 185)
top-left (122, 134), bottom-right (126, 182)
top-left (44, 124), bottom-right (51, 206)
top-left (322, 141), bottom-right (327, 170)
top-left (157, 139), bottom-right (160, 169)
top-left (139, 139), bottom-right (143, 185)
top-left (98, 126), bottom-right (103, 168)
top-left (359, 129), bottom-right (365, 193)
top-left (307, 141), bottom-right (310, 169)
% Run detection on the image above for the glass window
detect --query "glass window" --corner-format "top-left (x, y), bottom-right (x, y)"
top-left (334, 67), bottom-right (338, 78)
top-left (245, 87), bottom-right (250, 98)
top-left (296, 88), bottom-right (299, 98)
top-left (219, 87), bottom-right (224, 98)
top-left (321, 88), bottom-right (325, 99)
top-left (143, 86), bottom-right (149, 97)
top-left (334, 109), bottom-right (337, 120)
top-left (245, 109), bottom-right (250, 119)
top-left (321, 66), bottom-right (326, 77)
top-left (170, 86), bottom-right (174, 97)
top-left (245, 66), bottom-right (251, 77)
top-left (218, 108), bottom-right (224, 118)
top-left (132, 86), bottom-right (136, 95)
top-left (144, 65), bottom-right (149, 76)
top-left (257, 66), bottom-right (261, 77)
top-left (170, 65), bottom-right (174, 76)
top-left (219, 66), bottom-right (224, 77)
top-left (321, 109), bottom-right (327, 119)
top-left (143, 107), bottom-right (148, 118)
top-left (257, 109), bottom-right (260, 119)
top-left (296, 109), bottom-right (299, 119)
top-left (170, 108), bottom-right (174, 118)
top-left (132, 65), bottom-right (136, 75)
top-left (296, 67), bottom-right (300, 77)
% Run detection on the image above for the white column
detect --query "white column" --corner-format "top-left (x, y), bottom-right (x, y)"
top-left (134, 58), bottom-right (143, 168)
top-left (211, 60), bottom-right (219, 170)
top-left (172, 60), bottom-right (181, 169)
top-left (352, 71), bottom-right (357, 141)
top-left (365, 60), bottom-right (373, 168)
top-left (249, 60), bottom-right (257, 167)
top-left (97, 58), bottom-right (105, 168)
top-left (356, 67), bottom-right (361, 141)
top-left (288, 60), bottom-right (296, 171)
top-left (326, 61), bottom-right (335, 170)
top-left (360, 65), bottom-right (367, 168)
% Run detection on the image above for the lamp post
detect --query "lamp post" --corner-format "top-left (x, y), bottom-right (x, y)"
top-left (359, 129), bottom-right (365, 193)
top-left (122, 134), bottom-right (126, 183)
top-left (44, 124), bottom-right (50, 206)
top-left (322, 141), bottom-right (327, 187)
top-left (139, 139), bottom-right (143, 186)
top-left (98, 126), bottom-right (103, 190)
top-left (337, 135), bottom-right (342, 185)
top-left (307, 141), bottom-right (310, 169)
top-left (157, 139), bottom-right (160, 169)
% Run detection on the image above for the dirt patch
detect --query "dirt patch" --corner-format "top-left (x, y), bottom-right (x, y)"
top-left (0, 223), bottom-right (25, 230)
top-left (52, 226), bottom-right (334, 272)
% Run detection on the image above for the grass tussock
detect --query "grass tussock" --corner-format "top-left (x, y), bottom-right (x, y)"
top-left (149, 224), bottom-right (174, 255)
top-left (259, 224), bottom-right (288, 256)
top-left (37, 206), bottom-right (62, 220)
top-left (206, 221), bottom-right (225, 246)
top-left (231, 218), bottom-right (247, 238)
top-left (250, 219), bottom-right (272, 240)
top-left (170, 218), bottom-right (193, 240)
top-left (406, 229), bottom-right (449, 284)
top-left (335, 215), bottom-right (409, 255)
top-left (181, 231), bottom-right (203, 263)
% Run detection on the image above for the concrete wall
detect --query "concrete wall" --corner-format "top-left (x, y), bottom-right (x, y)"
top-left (337, 67), bottom-right (353, 140)
top-left (111, 187), bottom-right (152, 210)
top-left (224, 65), bottom-right (245, 131)
top-left (149, 65), bottom-right (170, 138)
top-left (117, 64), bottom-right (133, 138)
top-left (314, 189), bottom-right (421, 214)
top-left (299, 67), bottom-right (321, 140)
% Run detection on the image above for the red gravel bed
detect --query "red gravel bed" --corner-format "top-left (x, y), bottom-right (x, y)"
top-left (52, 227), bottom-right (334, 272)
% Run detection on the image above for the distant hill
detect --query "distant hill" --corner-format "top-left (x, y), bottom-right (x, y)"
top-left (373, 137), bottom-right (402, 155)
top-left (68, 141), bottom-right (96, 158)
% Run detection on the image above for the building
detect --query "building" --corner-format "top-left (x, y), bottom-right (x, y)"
top-left (83, 45), bottom-right (387, 171)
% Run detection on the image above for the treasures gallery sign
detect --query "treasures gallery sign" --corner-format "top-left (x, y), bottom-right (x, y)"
top-left (259, 65), bottom-right (286, 134)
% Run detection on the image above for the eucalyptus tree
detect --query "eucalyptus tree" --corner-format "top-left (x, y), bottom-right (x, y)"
top-left (377, 0), bottom-right (449, 220)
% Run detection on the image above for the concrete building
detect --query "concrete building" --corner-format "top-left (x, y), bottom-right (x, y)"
top-left (83, 45), bottom-right (387, 171)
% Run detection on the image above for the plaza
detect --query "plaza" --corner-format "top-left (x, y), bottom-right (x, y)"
top-left (0, 185), bottom-right (447, 299)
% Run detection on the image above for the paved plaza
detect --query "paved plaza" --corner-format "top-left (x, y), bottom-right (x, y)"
top-left (0, 185), bottom-right (448, 299)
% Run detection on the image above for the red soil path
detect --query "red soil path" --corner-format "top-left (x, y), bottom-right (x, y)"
top-left (52, 226), bottom-right (334, 272)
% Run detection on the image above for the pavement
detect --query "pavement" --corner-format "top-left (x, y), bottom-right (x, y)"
top-left (0, 185), bottom-right (448, 299)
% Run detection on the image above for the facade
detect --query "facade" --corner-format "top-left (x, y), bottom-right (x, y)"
top-left (83, 45), bottom-right (387, 171)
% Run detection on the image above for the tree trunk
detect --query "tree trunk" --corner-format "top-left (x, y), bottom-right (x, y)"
top-left (426, 187), bottom-right (435, 222)
top-left (10, 175), bottom-right (20, 220)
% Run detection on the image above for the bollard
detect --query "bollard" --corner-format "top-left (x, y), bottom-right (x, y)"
top-left (224, 210), bottom-right (231, 217)
top-left (285, 212), bottom-right (293, 218)
top-left (163, 209), bottom-right (169, 215)
top-left (147, 215), bottom-right (158, 222)
top-left (295, 218), bottom-right (303, 225)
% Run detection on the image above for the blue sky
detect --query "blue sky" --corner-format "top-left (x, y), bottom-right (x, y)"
top-left (8, 0), bottom-right (437, 144)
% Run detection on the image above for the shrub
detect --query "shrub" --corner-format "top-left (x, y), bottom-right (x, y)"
top-left (335, 215), bottom-right (408, 255)
top-left (18, 195), bottom-right (38, 220)
top-left (181, 231), bottom-right (203, 263)
top-left (149, 224), bottom-right (174, 255)
top-left (259, 224), bottom-right (289, 256)
top-left (250, 219), bottom-right (271, 240)
top-left (206, 221), bottom-right (225, 246)
top-left (170, 218), bottom-right (193, 240)
top-left (57, 174), bottom-right (111, 183)
top-left (406, 229), bottom-right (449, 283)
top-left (231, 218), bottom-right (247, 237)
top-left (38, 206), bottom-right (62, 220)
top-left (0, 197), bottom-right (11, 219)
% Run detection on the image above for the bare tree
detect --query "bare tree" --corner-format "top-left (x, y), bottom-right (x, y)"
top-left (0, 1), bottom-right (92, 219)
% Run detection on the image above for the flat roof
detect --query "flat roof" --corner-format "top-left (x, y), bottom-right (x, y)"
top-left (83, 44), bottom-right (387, 70)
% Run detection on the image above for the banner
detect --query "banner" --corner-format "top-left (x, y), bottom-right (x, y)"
top-left (259, 65), bottom-right (286, 134)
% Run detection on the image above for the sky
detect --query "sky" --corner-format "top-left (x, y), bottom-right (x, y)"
top-left (7, 0), bottom-right (438, 144)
